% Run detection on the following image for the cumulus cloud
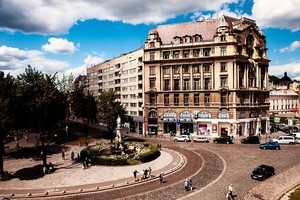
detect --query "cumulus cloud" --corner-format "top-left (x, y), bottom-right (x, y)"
top-left (84, 54), bottom-right (105, 66)
top-left (41, 38), bottom-right (79, 54)
top-left (279, 41), bottom-right (300, 53)
top-left (0, 0), bottom-right (237, 34)
top-left (252, 0), bottom-right (300, 31)
top-left (269, 61), bottom-right (300, 80)
top-left (0, 45), bottom-right (69, 76)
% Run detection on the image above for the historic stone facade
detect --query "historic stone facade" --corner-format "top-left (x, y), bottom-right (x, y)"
top-left (143, 15), bottom-right (270, 138)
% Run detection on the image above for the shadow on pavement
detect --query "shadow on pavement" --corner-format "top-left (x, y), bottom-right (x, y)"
top-left (13, 164), bottom-right (45, 180)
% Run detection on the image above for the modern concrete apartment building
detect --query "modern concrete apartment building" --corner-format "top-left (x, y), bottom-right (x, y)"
top-left (87, 49), bottom-right (144, 134)
top-left (143, 15), bottom-right (270, 138)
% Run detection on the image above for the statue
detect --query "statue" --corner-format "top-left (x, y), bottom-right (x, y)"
top-left (115, 115), bottom-right (122, 143)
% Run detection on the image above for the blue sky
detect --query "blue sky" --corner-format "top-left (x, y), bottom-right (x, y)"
top-left (0, 0), bottom-right (300, 80)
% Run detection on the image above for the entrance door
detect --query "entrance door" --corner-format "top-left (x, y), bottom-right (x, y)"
top-left (220, 128), bottom-right (227, 137)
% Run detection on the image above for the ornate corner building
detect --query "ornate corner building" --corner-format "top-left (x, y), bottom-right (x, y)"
top-left (143, 15), bottom-right (270, 138)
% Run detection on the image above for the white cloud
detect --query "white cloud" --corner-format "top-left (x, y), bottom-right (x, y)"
top-left (84, 54), bottom-right (105, 67)
top-left (252, 0), bottom-right (300, 31)
top-left (0, 45), bottom-right (70, 76)
top-left (41, 38), bottom-right (79, 54)
top-left (279, 41), bottom-right (300, 53)
top-left (269, 61), bottom-right (300, 80)
top-left (0, 0), bottom-right (237, 34)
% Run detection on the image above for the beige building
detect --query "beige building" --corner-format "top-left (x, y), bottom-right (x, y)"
top-left (87, 49), bottom-right (144, 133)
top-left (143, 15), bottom-right (270, 138)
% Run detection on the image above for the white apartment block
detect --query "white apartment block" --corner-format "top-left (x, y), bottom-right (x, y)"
top-left (87, 49), bottom-right (144, 134)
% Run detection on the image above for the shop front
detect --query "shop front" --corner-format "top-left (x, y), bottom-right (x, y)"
top-left (148, 111), bottom-right (158, 135)
top-left (179, 111), bottom-right (194, 135)
top-left (196, 111), bottom-right (212, 136)
top-left (162, 111), bottom-right (177, 136)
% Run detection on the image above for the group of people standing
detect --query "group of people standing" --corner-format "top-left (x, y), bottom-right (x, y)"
top-left (133, 167), bottom-right (152, 181)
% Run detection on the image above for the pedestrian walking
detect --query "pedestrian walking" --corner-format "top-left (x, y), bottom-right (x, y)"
top-left (71, 151), bottom-right (74, 160)
top-left (228, 184), bottom-right (235, 199)
top-left (133, 170), bottom-right (138, 181)
top-left (16, 140), bottom-right (19, 148)
top-left (184, 178), bottom-right (189, 191)
top-left (144, 168), bottom-right (148, 179)
top-left (148, 167), bottom-right (152, 178)
top-left (159, 173), bottom-right (164, 183)
top-left (78, 140), bottom-right (81, 146)
top-left (61, 149), bottom-right (65, 160)
top-left (188, 177), bottom-right (192, 190)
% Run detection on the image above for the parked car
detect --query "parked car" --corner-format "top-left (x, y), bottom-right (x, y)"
top-left (213, 136), bottom-right (234, 144)
top-left (259, 141), bottom-right (280, 150)
top-left (241, 135), bottom-right (260, 144)
top-left (193, 136), bottom-right (209, 143)
top-left (251, 165), bottom-right (275, 181)
top-left (174, 135), bottom-right (191, 142)
top-left (272, 136), bottom-right (296, 144)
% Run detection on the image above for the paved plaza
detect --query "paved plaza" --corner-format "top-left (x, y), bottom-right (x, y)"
top-left (1, 131), bottom-right (300, 200)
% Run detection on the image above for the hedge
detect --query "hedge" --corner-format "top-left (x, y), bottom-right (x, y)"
top-left (138, 145), bottom-right (160, 163)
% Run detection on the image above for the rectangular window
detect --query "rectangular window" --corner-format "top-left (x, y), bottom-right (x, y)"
top-left (164, 94), bottom-right (169, 106)
top-left (174, 94), bottom-right (179, 106)
top-left (183, 50), bottom-right (190, 58)
top-left (221, 62), bottom-right (227, 72)
top-left (164, 80), bottom-right (170, 90)
top-left (193, 49), bottom-right (200, 57)
top-left (150, 52), bottom-right (155, 61)
top-left (150, 66), bottom-right (155, 75)
top-left (204, 93), bottom-right (210, 105)
top-left (163, 52), bottom-right (170, 59)
top-left (204, 64), bottom-right (210, 72)
top-left (193, 65), bottom-right (200, 73)
top-left (173, 66), bottom-right (180, 74)
top-left (184, 94), bottom-right (189, 106)
top-left (150, 93), bottom-right (156, 106)
top-left (221, 93), bottom-right (227, 104)
top-left (183, 79), bottom-right (190, 90)
top-left (221, 47), bottom-right (227, 56)
top-left (150, 78), bottom-right (156, 89)
top-left (173, 51), bottom-right (180, 58)
top-left (183, 65), bottom-right (189, 73)
top-left (203, 48), bottom-right (211, 56)
top-left (174, 80), bottom-right (180, 90)
top-left (194, 93), bottom-right (199, 106)
top-left (163, 66), bottom-right (170, 74)
top-left (221, 77), bottom-right (227, 87)
top-left (205, 78), bottom-right (211, 90)
top-left (193, 79), bottom-right (200, 90)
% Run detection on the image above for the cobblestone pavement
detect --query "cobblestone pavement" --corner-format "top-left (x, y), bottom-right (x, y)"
top-left (2, 132), bottom-right (300, 200)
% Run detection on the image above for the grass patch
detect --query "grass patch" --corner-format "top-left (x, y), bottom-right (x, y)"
top-left (289, 187), bottom-right (300, 200)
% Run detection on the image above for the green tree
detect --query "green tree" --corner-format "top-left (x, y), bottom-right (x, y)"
top-left (17, 66), bottom-right (67, 166)
top-left (269, 75), bottom-right (280, 85)
top-left (70, 87), bottom-right (97, 124)
top-left (97, 90), bottom-right (126, 143)
top-left (0, 71), bottom-right (17, 175)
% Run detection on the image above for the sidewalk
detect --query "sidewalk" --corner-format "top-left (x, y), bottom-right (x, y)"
top-left (0, 138), bottom-right (184, 199)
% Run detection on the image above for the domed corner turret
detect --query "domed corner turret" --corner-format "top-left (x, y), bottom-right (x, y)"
top-left (149, 28), bottom-right (159, 36)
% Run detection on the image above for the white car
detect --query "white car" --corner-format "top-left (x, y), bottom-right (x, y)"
top-left (174, 135), bottom-right (191, 142)
top-left (193, 136), bottom-right (209, 143)
top-left (272, 136), bottom-right (296, 144)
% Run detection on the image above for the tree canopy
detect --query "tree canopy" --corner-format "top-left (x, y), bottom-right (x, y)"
top-left (97, 90), bottom-right (126, 142)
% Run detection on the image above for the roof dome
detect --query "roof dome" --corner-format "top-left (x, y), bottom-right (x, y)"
top-left (280, 72), bottom-right (292, 82)
top-left (149, 29), bottom-right (159, 35)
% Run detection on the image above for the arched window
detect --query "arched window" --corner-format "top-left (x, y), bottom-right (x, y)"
top-left (218, 111), bottom-right (229, 119)
top-left (148, 111), bottom-right (157, 118)
top-left (197, 111), bottom-right (211, 119)
top-left (246, 35), bottom-right (254, 46)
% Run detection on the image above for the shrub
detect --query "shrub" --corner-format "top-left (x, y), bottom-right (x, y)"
top-left (90, 156), bottom-right (129, 166)
top-left (138, 145), bottom-right (160, 163)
